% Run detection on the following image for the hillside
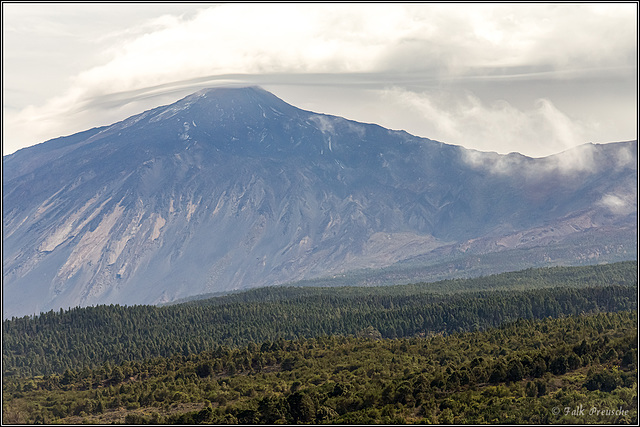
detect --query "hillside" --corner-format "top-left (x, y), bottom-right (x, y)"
top-left (3, 86), bottom-right (637, 318)
top-left (3, 262), bottom-right (637, 378)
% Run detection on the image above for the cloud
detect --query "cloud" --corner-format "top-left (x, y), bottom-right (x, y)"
top-left (598, 192), bottom-right (637, 216)
top-left (309, 116), bottom-right (336, 135)
top-left (3, 3), bottom-right (637, 155)
top-left (380, 87), bottom-right (594, 157)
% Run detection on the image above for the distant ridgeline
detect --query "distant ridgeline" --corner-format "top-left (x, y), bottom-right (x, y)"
top-left (2, 261), bottom-right (636, 379)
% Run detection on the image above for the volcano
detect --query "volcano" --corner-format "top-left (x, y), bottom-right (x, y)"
top-left (3, 87), bottom-right (637, 318)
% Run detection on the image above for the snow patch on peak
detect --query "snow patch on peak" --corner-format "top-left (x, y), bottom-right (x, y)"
top-left (179, 122), bottom-right (191, 141)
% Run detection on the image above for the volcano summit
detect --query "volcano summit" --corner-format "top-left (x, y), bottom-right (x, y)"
top-left (3, 87), bottom-right (636, 318)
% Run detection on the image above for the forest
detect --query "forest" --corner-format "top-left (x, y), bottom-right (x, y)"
top-left (2, 261), bottom-right (638, 424)
top-left (2, 311), bottom-right (637, 424)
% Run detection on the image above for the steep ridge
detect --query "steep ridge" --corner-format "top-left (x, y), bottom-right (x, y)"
top-left (2, 87), bottom-right (637, 318)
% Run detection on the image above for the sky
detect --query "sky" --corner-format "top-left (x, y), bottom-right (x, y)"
top-left (2, 3), bottom-right (638, 157)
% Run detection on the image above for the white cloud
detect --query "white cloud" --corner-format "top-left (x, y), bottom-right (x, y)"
top-left (380, 87), bottom-right (593, 157)
top-left (599, 192), bottom-right (637, 216)
top-left (3, 3), bottom-right (637, 155)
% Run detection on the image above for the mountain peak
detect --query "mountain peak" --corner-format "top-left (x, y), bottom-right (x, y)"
top-left (2, 87), bottom-right (636, 318)
top-left (170, 85), bottom-right (299, 116)
top-left (131, 85), bottom-right (304, 135)
top-left (182, 85), bottom-right (269, 104)
top-left (193, 85), bottom-right (270, 97)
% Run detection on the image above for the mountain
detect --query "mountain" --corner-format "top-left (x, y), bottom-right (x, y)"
top-left (2, 86), bottom-right (637, 318)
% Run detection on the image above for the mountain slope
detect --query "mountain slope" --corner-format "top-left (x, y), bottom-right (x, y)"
top-left (2, 87), bottom-right (637, 318)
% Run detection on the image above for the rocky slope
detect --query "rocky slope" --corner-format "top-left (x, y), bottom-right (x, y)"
top-left (2, 87), bottom-right (636, 317)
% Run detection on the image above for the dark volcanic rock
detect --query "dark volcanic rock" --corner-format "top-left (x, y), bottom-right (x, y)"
top-left (2, 87), bottom-right (637, 317)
